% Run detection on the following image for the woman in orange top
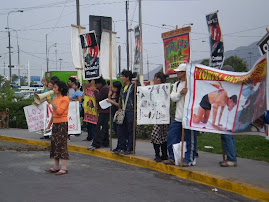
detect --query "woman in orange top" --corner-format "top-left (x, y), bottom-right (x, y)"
top-left (45, 81), bottom-right (70, 175)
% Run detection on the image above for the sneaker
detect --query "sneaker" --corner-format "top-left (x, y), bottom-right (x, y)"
top-left (124, 150), bottom-right (133, 155)
top-left (161, 155), bottom-right (168, 161)
top-left (220, 160), bottom-right (237, 167)
top-left (113, 149), bottom-right (123, 155)
top-left (87, 146), bottom-right (98, 150)
top-left (163, 158), bottom-right (175, 165)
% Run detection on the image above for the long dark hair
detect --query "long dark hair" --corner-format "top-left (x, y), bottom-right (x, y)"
top-left (55, 81), bottom-right (68, 96)
top-left (113, 81), bottom-right (122, 96)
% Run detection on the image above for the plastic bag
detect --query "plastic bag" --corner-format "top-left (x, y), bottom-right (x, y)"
top-left (172, 141), bottom-right (186, 166)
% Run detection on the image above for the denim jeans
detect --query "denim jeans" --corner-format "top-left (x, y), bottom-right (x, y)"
top-left (167, 120), bottom-right (197, 164)
top-left (221, 134), bottom-right (237, 162)
top-left (86, 122), bottom-right (96, 140)
top-left (117, 111), bottom-right (134, 151)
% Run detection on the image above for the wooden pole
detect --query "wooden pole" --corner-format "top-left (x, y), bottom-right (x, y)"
top-left (133, 75), bottom-right (138, 154)
top-left (180, 73), bottom-right (187, 167)
top-left (109, 31), bottom-right (113, 151)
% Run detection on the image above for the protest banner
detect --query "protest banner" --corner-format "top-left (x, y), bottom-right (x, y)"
top-left (80, 31), bottom-right (100, 80)
top-left (183, 56), bottom-right (267, 136)
top-left (137, 83), bottom-right (171, 125)
top-left (83, 87), bottom-right (98, 124)
top-left (24, 101), bottom-right (81, 135)
top-left (134, 25), bottom-right (141, 73)
top-left (206, 11), bottom-right (224, 69)
top-left (24, 102), bottom-right (46, 132)
top-left (71, 25), bottom-right (86, 69)
top-left (99, 30), bottom-right (117, 80)
top-left (161, 26), bottom-right (191, 75)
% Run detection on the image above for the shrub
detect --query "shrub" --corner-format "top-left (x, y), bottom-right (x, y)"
top-left (0, 99), bottom-right (33, 129)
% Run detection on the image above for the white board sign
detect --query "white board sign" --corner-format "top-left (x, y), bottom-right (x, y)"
top-left (137, 83), bottom-right (171, 125)
top-left (24, 102), bottom-right (46, 132)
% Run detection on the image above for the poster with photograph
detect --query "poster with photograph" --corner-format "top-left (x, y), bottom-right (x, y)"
top-left (80, 31), bottom-right (100, 80)
top-left (183, 56), bottom-right (267, 136)
top-left (206, 12), bottom-right (224, 69)
top-left (137, 83), bottom-right (171, 125)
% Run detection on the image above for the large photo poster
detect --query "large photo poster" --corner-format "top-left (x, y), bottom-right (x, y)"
top-left (183, 56), bottom-right (267, 136)
top-left (206, 12), bottom-right (224, 69)
top-left (137, 83), bottom-right (171, 125)
top-left (80, 31), bottom-right (100, 80)
top-left (162, 26), bottom-right (191, 75)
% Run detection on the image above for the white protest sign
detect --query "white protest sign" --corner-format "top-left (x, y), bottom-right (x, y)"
top-left (137, 83), bottom-right (171, 125)
top-left (44, 101), bottom-right (81, 135)
top-left (24, 101), bottom-right (81, 135)
top-left (23, 102), bottom-right (46, 132)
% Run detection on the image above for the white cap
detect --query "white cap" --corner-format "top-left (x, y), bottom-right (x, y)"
top-left (174, 63), bottom-right (187, 72)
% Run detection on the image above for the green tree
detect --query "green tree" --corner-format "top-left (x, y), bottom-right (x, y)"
top-left (201, 58), bottom-right (210, 66)
top-left (11, 74), bottom-right (19, 84)
top-left (0, 80), bottom-right (15, 101)
top-left (0, 75), bottom-right (5, 89)
top-left (223, 56), bottom-right (248, 72)
top-left (20, 76), bottom-right (28, 86)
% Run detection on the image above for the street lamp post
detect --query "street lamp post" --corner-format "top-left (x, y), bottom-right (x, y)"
top-left (59, 58), bottom-right (63, 71)
top-left (182, 23), bottom-right (193, 27)
top-left (6, 10), bottom-right (23, 82)
top-left (47, 43), bottom-right (57, 72)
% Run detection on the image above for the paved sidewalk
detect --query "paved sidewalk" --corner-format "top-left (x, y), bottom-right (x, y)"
top-left (0, 128), bottom-right (269, 201)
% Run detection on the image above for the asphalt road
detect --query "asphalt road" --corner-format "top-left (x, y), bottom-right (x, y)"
top-left (0, 142), bottom-right (252, 202)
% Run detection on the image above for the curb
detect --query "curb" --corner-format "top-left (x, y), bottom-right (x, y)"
top-left (1, 135), bottom-right (269, 201)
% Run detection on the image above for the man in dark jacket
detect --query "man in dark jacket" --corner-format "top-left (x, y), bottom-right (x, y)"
top-left (88, 77), bottom-right (110, 150)
top-left (114, 70), bottom-right (135, 155)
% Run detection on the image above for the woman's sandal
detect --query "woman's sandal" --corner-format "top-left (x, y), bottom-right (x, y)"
top-left (55, 169), bottom-right (68, 175)
top-left (45, 168), bottom-right (60, 173)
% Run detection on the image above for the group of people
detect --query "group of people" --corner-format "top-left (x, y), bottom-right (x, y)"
top-left (43, 64), bottom-right (239, 176)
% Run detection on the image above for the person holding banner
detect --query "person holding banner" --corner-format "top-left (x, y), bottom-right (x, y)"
top-left (113, 70), bottom-right (135, 155)
top-left (163, 63), bottom-right (197, 166)
top-left (45, 81), bottom-right (70, 175)
top-left (151, 72), bottom-right (169, 162)
top-left (88, 77), bottom-right (110, 150)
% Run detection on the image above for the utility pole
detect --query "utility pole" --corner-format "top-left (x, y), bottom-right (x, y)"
top-left (139, 0), bottom-right (144, 84)
top-left (8, 30), bottom-right (12, 82)
top-left (118, 45), bottom-right (121, 75)
top-left (126, 1), bottom-right (130, 70)
top-left (76, 0), bottom-right (80, 26)
top-left (55, 49), bottom-right (57, 70)
top-left (59, 58), bottom-right (63, 71)
top-left (46, 34), bottom-right (48, 72)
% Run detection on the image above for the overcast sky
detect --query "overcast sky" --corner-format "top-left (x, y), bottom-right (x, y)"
top-left (0, 0), bottom-right (268, 79)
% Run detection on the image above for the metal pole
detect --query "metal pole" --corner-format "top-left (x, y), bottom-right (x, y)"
top-left (126, 1), bottom-right (130, 70)
top-left (118, 45), bottom-right (121, 75)
top-left (76, 0), bottom-right (80, 26)
top-left (46, 34), bottom-right (48, 72)
top-left (147, 52), bottom-right (149, 80)
top-left (55, 49), bottom-right (57, 70)
top-left (8, 30), bottom-right (12, 82)
top-left (139, 0), bottom-right (144, 84)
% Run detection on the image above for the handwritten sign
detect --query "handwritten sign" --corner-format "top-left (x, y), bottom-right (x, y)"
top-left (24, 101), bottom-right (81, 135)
top-left (137, 83), bottom-right (171, 125)
top-left (24, 103), bottom-right (46, 132)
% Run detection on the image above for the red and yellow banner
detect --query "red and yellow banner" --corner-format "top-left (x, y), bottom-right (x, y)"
top-left (183, 56), bottom-right (268, 137)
